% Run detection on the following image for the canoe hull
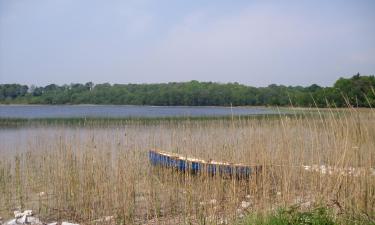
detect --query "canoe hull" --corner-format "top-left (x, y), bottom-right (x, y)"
top-left (149, 150), bottom-right (262, 179)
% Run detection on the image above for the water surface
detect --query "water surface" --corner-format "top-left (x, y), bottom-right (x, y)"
top-left (0, 105), bottom-right (277, 118)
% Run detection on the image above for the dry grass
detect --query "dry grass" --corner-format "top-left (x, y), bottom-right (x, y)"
top-left (0, 108), bottom-right (374, 224)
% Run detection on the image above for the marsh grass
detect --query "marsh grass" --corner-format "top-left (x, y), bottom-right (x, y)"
top-left (0, 114), bottom-right (288, 128)
top-left (0, 108), bottom-right (374, 224)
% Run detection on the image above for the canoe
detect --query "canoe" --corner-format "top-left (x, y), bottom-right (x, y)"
top-left (149, 149), bottom-right (262, 179)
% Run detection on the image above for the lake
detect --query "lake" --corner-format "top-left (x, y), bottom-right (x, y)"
top-left (0, 105), bottom-right (278, 118)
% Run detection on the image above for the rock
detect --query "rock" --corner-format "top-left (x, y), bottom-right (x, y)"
top-left (23, 210), bottom-right (33, 216)
top-left (18, 215), bottom-right (27, 224)
top-left (4, 209), bottom-right (77, 225)
top-left (28, 217), bottom-right (43, 225)
top-left (92, 216), bottom-right (114, 223)
top-left (241, 201), bottom-right (251, 209)
top-left (62, 222), bottom-right (80, 225)
top-left (6, 210), bottom-right (42, 225)
top-left (4, 219), bottom-right (17, 225)
top-left (199, 199), bottom-right (217, 206)
top-left (303, 165), bottom-right (311, 171)
top-left (14, 210), bottom-right (33, 219)
top-left (14, 211), bottom-right (22, 218)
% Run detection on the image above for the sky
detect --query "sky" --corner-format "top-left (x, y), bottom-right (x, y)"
top-left (0, 0), bottom-right (374, 87)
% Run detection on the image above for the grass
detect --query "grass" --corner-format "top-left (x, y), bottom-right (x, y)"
top-left (0, 113), bottom-right (288, 127)
top-left (238, 204), bottom-right (375, 225)
top-left (238, 206), bottom-right (336, 225)
top-left (0, 107), bottom-right (374, 224)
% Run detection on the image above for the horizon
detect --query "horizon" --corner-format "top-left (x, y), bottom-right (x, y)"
top-left (1, 0), bottom-right (375, 87)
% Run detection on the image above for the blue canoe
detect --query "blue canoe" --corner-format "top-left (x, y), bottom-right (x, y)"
top-left (149, 149), bottom-right (262, 178)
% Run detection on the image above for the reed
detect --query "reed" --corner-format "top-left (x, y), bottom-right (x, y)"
top-left (0, 107), bottom-right (374, 224)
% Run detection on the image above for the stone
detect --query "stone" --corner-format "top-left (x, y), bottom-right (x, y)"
top-left (27, 217), bottom-right (43, 225)
top-left (6, 210), bottom-right (42, 225)
top-left (62, 222), bottom-right (80, 225)
top-left (23, 210), bottom-right (33, 216)
top-left (14, 211), bottom-right (22, 219)
top-left (18, 215), bottom-right (27, 224)
top-left (241, 201), bottom-right (251, 209)
top-left (4, 219), bottom-right (17, 225)
top-left (92, 216), bottom-right (114, 223)
top-left (13, 210), bottom-right (33, 219)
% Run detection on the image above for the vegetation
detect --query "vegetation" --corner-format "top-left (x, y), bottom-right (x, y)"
top-left (1, 74), bottom-right (375, 107)
top-left (237, 205), bottom-right (374, 225)
top-left (0, 114), bottom-right (284, 128)
top-left (0, 107), bottom-right (374, 224)
top-left (238, 206), bottom-right (336, 225)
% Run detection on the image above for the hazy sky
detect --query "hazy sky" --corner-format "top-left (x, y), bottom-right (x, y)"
top-left (0, 0), bottom-right (374, 87)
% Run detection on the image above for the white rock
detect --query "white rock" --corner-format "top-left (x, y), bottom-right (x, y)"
top-left (47, 223), bottom-right (58, 225)
top-left (14, 210), bottom-right (33, 219)
top-left (104, 216), bottom-right (113, 222)
top-left (18, 215), bottom-right (27, 224)
top-left (14, 211), bottom-right (22, 218)
top-left (241, 201), bottom-right (251, 209)
top-left (303, 165), bottom-right (311, 171)
top-left (23, 210), bottom-right (33, 216)
top-left (62, 222), bottom-right (80, 225)
top-left (5, 219), bottom-right (17, 225)
top-left (92, 216), bottom-right (114, 223)
top-left (26, 216), bottom-right (43, 225)
top-left (320, 165), bottom-right (327, 174)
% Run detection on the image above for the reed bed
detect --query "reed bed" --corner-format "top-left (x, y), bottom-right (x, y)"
top-left (0, 108), bottom-right (374, 224)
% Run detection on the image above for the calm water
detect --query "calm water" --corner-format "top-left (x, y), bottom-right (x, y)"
top-left (0, 105), bottom-right (277, 118)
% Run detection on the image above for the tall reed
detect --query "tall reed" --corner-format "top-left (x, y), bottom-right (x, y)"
top-left (0, 108), bottom-right (374, 224)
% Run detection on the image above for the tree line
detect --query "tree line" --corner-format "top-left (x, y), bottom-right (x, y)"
top-left (1, 74), bottom-right (374, 107)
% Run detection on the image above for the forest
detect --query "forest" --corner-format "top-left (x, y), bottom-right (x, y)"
top-left (1, 74), bottom-right (374, 107)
